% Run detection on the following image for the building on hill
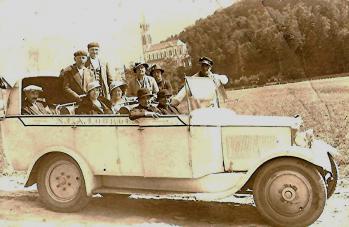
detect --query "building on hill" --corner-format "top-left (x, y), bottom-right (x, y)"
top-left (140, 18), bottom-right (191, 67)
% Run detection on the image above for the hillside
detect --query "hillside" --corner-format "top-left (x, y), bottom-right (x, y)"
top-left (174, 0), bottom-right (349, 87)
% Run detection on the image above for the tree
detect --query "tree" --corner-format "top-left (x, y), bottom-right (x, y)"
top-left (171, 0), bottom-right (349, 87)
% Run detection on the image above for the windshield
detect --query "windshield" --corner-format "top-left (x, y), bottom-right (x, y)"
top-left (178, 77), bottom-right (227, 114)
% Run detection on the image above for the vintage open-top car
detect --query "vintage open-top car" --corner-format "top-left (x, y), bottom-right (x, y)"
top-left (0, 75), bottom-right (338, 227)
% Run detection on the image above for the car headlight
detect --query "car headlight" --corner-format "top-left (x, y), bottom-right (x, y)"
top-left (294, 129), bottom-right (314, 148)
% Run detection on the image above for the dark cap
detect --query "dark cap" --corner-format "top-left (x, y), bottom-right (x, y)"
top-left (150, 64), bottom-right (164, 75)
top-left (133, 62), bottom-right (149, 73)
top-left (74, 50), bottom-right (88, 57)
top-left (199, 56), bottom-right (213, 66)
top-left (87, 42), bottom-right (100, 49)
top-left (137, 88), bottom-right (153, 99)
top-left (156, 89), bottom-right (172, 101)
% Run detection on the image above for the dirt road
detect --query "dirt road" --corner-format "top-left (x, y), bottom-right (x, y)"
top-left (0, 173), bottom-right (348, 227)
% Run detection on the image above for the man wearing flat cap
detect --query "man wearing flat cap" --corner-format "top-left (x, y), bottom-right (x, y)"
top-left (127, 62), bottom-right (159, 97)
top-left (172, 56), bottom-right (228, 106)
top-left (62, 50), bottom-right (96, 102)
top-left (129, 88), bottom-right (161, 120)
top-left (22, 85), bottom-right (52, 115)
top-left (85, 42), bottom-right (113, 99)
top-left (156, 89), bottom-right (180, 115)
top-left (150, 64), bottom-right (173, 95)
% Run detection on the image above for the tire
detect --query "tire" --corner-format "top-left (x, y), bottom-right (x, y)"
top-left (327, 154), bottom-right (338, 198)
top-left (37, 155), bottom-right (90, 212)
top-left (253, 158), bottom-right (327, 227)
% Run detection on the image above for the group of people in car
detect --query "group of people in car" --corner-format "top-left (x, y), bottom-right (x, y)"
top-left (22, 42), bottom-right (228, 119)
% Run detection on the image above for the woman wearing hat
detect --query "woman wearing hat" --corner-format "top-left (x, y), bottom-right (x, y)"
top-left (76, 81), bottom-right (112, 115)
top-left (127, 62), bottom-right (159, 97)
top-left (109, 80), bottom-right (129, 114)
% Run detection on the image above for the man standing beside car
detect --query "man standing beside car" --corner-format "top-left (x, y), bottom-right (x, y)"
top-left (171, 56), bottom-right (228, 106)
top-left (85, 42), bottom-right (113, 99)
top-left (127, 62), bottom-right (159, 97)
top-left (62, 50), bottom-right (96, 102)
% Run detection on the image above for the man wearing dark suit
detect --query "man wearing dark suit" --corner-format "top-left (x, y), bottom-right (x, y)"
top-left (129, 88), bottom-right (161, 120)
top-left (62, 50), bottom-right (96, 102)
top-left (156, 89), bottom-right (180, 115)
top-left (85, 42), bottom-right (113, 99)
top-left (22, 85), bottom-right (52, 115)
top-left (150, 64), bottom-right (173, 95)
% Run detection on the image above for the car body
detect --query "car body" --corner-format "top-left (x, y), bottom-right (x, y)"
top-left (0, 75), bottom-right (338, 227)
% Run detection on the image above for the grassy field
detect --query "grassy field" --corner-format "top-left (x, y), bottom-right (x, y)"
top-left (226, 76), bottom-right (349, 174)
top-left (0, 76), bottom-right (348, 173)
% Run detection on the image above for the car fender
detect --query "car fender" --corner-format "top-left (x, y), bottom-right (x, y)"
top-left (24, 146), bottom-right (100, 196)
top-left (199, 143), bottom-right (334, 200)
top-left (242, 142), bottom-right (334, 186)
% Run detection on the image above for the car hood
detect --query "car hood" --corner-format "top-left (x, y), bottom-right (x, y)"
top-left (190, 108), bottom-right (302, 128)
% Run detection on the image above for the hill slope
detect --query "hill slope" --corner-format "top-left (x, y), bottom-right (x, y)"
top-left (176, 0), bottom-right (349, 86)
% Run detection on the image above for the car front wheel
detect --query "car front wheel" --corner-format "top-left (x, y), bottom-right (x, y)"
top-left (37, 154), bottom-right (90, 212)
top-left (253, 158), bottom-right (326, 227)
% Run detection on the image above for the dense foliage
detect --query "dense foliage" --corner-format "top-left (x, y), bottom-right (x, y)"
top-left (168, 0), bottom-right (349, 88)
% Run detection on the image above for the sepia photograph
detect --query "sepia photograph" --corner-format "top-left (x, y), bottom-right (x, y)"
top-left (0, 0), bottom-right (348, 226)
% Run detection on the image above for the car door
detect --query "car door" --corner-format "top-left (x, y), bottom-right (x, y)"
top-left (185, 77), bottom-right (225, 178)
top-left (137, 115), bottom-right (192, 178)
top-left (116, 115), bottom-right (145, 176)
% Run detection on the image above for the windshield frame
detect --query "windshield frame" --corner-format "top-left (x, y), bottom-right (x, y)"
top-left (184, 76), bottom-right (221, 113)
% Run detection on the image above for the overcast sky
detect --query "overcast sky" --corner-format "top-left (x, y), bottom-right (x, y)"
top-left (0, 0), bottom-right (236, 83)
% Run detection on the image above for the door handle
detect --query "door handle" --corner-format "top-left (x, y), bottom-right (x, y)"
top-left (138, 127), bottom-right (144, 131)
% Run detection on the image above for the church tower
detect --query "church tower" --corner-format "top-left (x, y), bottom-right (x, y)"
top-left (140, 15), bottom-right (152, 55)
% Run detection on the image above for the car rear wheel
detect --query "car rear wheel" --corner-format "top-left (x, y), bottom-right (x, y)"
top-left (37, 155), bottom-right (90, 212)
top-left (253, 158), bottom-right (326, 227)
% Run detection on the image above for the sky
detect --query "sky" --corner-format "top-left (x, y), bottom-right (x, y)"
top-left (0, 0), bottom-right (236, 84)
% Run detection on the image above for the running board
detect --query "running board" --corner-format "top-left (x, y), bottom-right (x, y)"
top-left (99, 172), bottom-right (247, 194)
top-left (93, 173), bottom-right (249, 201)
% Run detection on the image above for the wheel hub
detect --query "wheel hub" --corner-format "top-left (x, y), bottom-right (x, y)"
top-left (267, 170), bottom-right (311, 217)
top-left (282, 187), bottom-right (296, 202)
top-left (58, 176), bottom-right (67, 186)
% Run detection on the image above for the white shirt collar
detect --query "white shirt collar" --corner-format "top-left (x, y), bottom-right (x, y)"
top-left (90, 57), bottom-right (100, 69)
